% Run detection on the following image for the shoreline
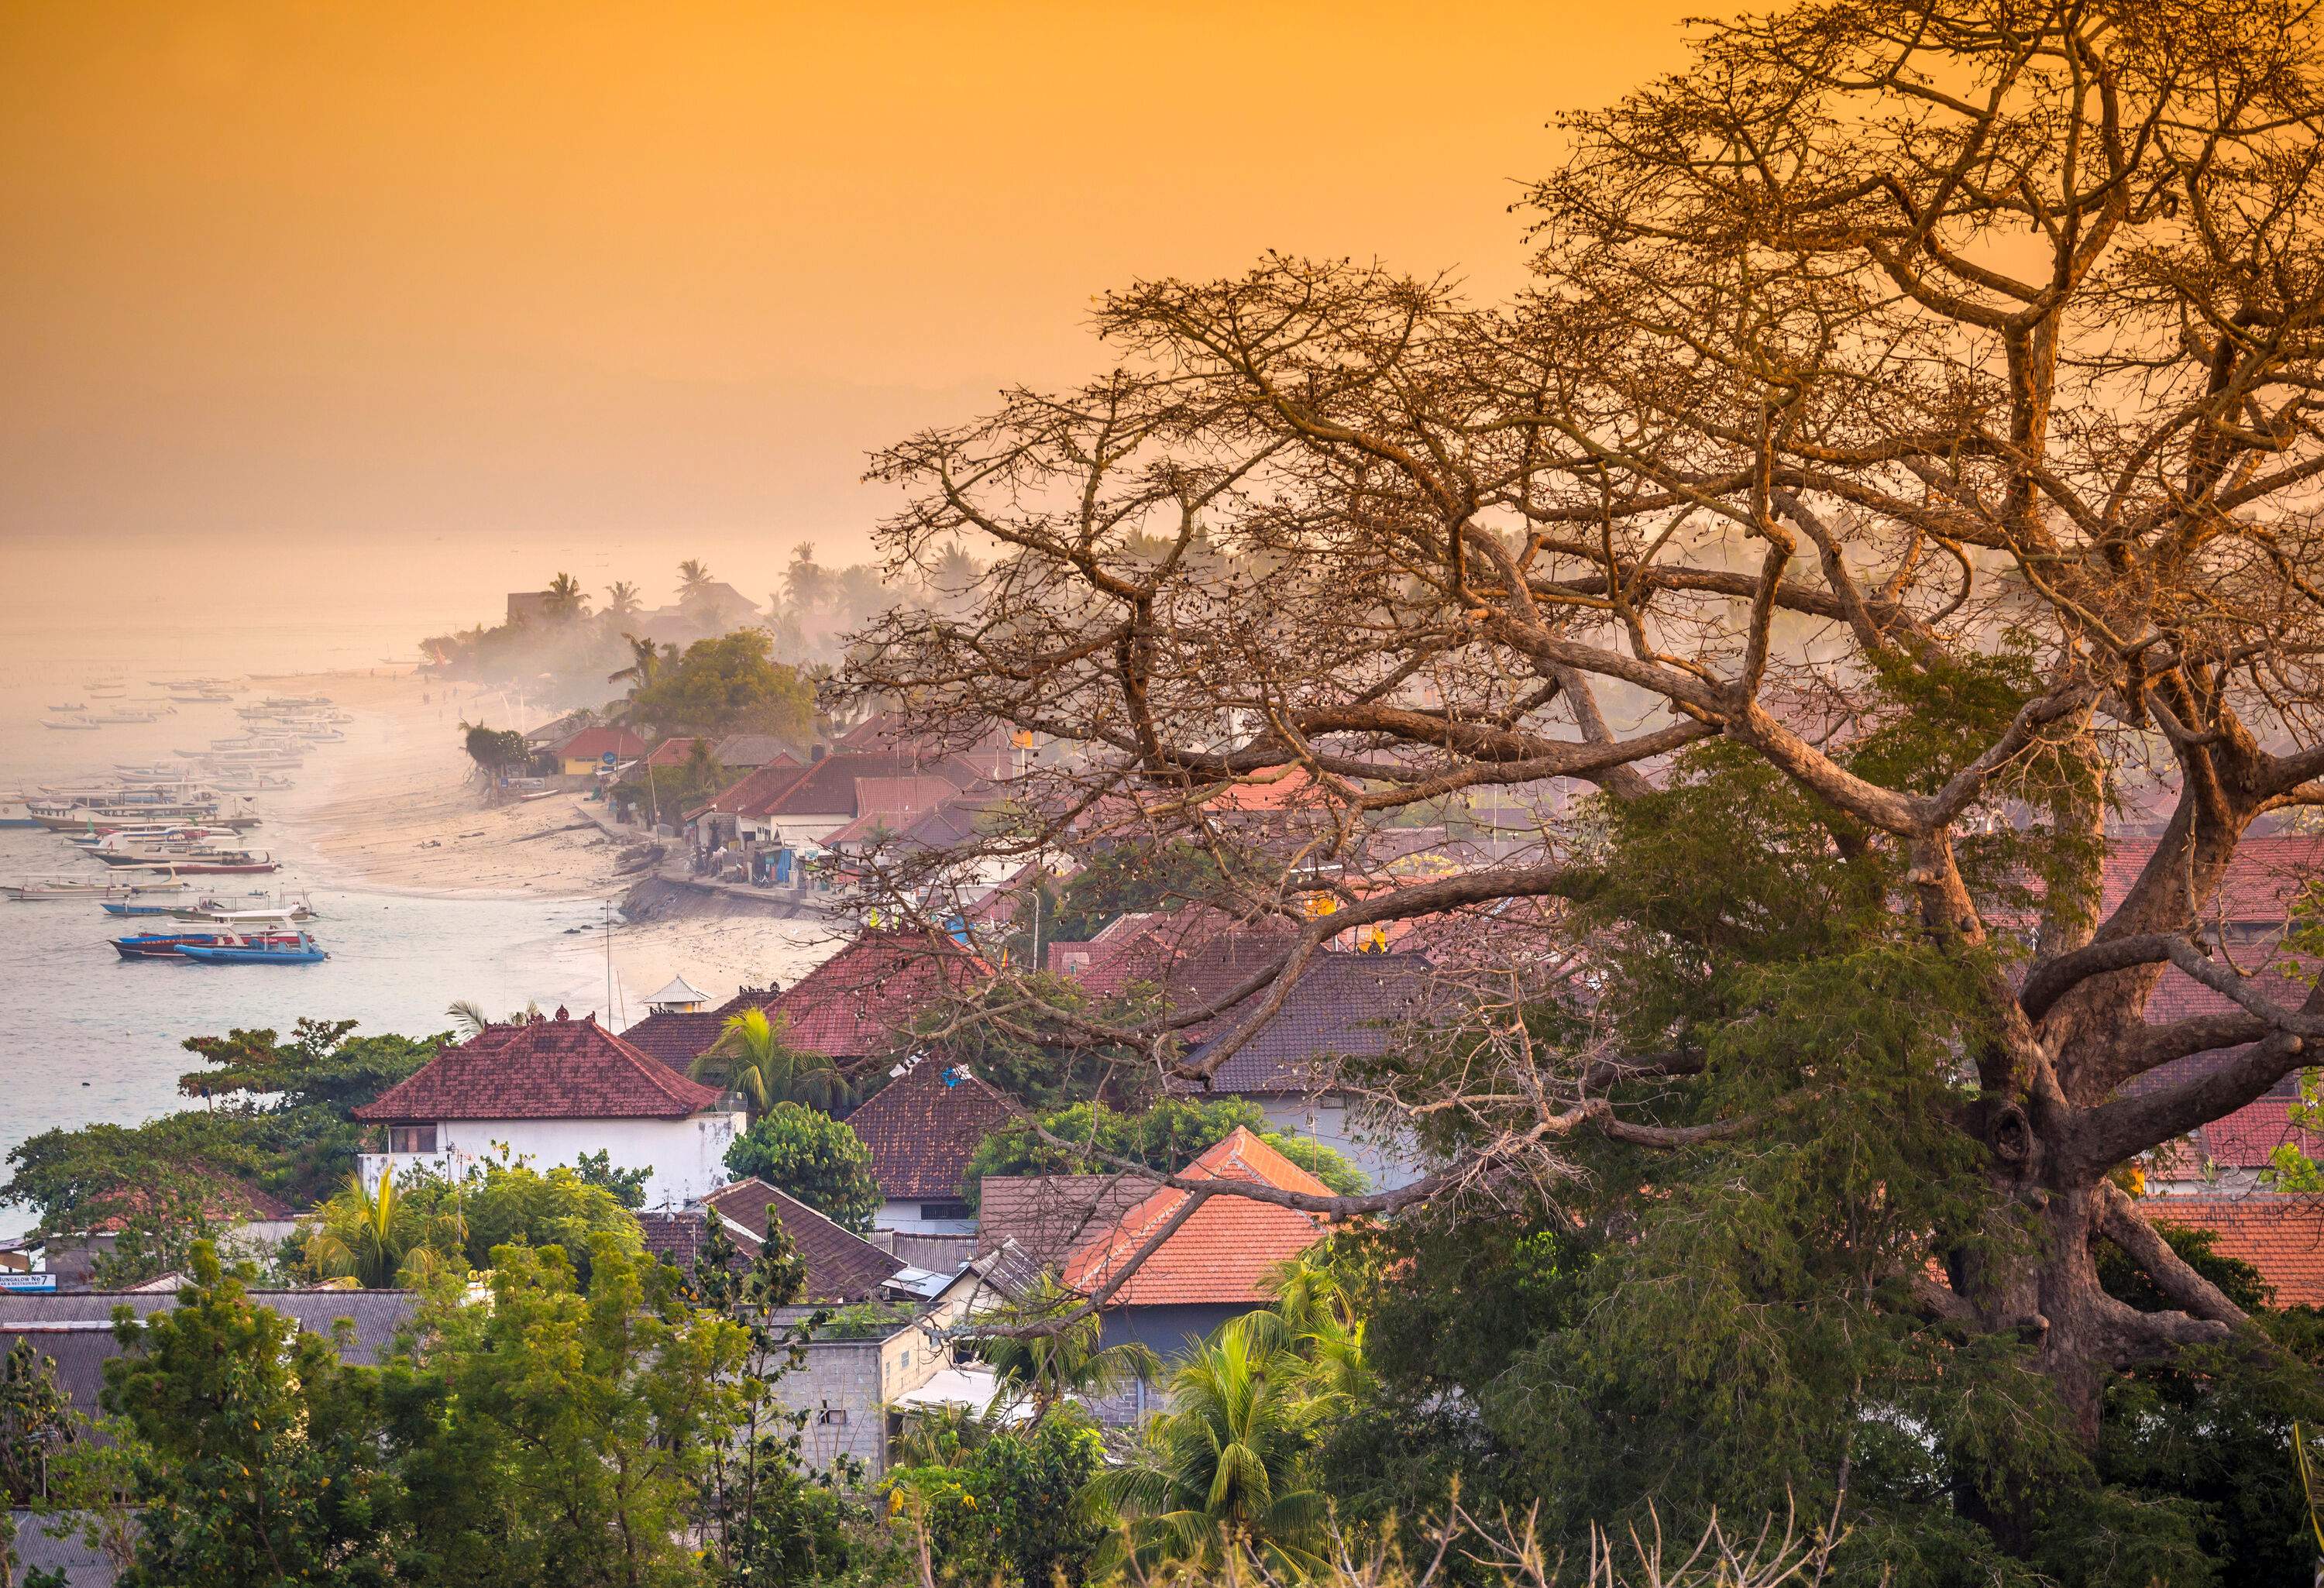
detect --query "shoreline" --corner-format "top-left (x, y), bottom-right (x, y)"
top-left (249, 669), bottom-right (840, 1002)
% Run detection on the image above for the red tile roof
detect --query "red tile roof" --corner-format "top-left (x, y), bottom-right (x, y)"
top-left (353, 1013), bottom-right (727, 1122)
top-left (701, 1178), bottom-right (906, 1301)
top-left (744, 751), bottom-right (992, 823)
top-left (1184, 952), bottom-right (1438, 1095)
top-left (620, 986), bottom-right (786, 1070)
top-left (769, 933), bottom-right (992, 1064)
top-left (555, 727), bottom-right (651, 762)
top-left (976, 1176), bottom-right (1159, 1267)
top-left (843, 1056), bottom-right (1017, 1200)
top-left (2101, 833), bottom-right (2324, 926)
top-left (2142, 1195), bottom-right (2324, 1307)
top-left (694, 761), bottom-right (814, 818)
top-left (1061, 1128), bottom-right (1330, 1307)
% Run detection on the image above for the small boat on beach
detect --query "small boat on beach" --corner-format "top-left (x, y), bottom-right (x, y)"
top-left (43, 718), bottom-right (99, 731)
top-left (176, 930), bottom-right (328, 965)
top-left (0, 799), bottom-right (37, 830)
top-left (101, 898), bottom-right (190, 917)
top-left (47, 703), bottom-right (86, 713)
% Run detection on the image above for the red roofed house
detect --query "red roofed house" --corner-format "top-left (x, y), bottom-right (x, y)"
top-left (353, 1010), bottom-right (744, 1208)
top-left (621, 984), bottom-right (787, 1074)
top-left (1061, 1126), bottom-right (1332, 1361)
top-left (768, 931), bottom-right (993, 1072)
top-left (841, 1054), bottom-right (1016, 1234)
top-left (2140, 1195), bottom-right (2324, 1308)
top-left (554, 725), bottom-right (652, 776)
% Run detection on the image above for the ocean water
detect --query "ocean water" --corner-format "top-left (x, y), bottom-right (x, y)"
top-left (0, 620), bottom-right (622, 1239)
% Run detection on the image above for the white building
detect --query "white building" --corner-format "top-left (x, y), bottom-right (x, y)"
top-left (355, 1009), bottom-right (743, 1207)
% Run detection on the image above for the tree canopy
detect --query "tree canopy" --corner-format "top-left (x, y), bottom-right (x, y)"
top-left (838, 0), bottom-right (2324, 1572)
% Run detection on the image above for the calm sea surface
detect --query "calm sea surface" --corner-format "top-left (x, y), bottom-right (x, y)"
top-left (0, 617), bottom-right (614, 1238)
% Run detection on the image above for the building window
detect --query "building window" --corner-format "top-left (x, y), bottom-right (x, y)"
top-left (817, 1406), bottom-right (848, 1425)
top-left (917, 1200), bottom-right (973, 1222)
top-left (388, 1125), bottom-right (438, 1154)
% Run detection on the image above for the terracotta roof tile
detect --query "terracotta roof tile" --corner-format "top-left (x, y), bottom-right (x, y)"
top-left (769, 933), bottom-right (992, 1064)
top-left (844, 1056), bottom-right (1017, 1200)
top-left (2140, 1195), bottom-right (2324, 1307)
top-left (353, 1014), bottom-right (727, 1122)
top-left (555, 727), bottom-right (651, 761)
top-left (2101, 833), bottom-right (2324, 926)
top-left (975, 1177), bottom-right (1159, 1268)
top-left (1061, 1128), bottom-right (1330, 1307)
top-left (620, 986), bottom-right (786, 1070)
top-left (702, 1178), bottom-right (907, 1301)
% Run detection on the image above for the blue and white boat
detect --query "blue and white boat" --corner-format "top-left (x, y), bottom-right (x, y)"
top-left (175, 930), bottom-right (328, 965)
top-left (101, 899), bottom-right (186, 917)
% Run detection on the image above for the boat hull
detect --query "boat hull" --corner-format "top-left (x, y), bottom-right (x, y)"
top-left (174, 945), bottom-right (327, 964)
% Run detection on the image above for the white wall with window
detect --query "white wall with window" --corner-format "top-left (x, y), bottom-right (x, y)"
top-left (358, 1111), bottom-right (743, 1207)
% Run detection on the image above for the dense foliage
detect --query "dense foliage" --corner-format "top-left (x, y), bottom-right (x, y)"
top-left (725, 1104), bottom-right (884, 1232)
top-left (621, 629), bottom-right (816, 741)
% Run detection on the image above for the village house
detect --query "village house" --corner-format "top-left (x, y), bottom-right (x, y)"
top-left (552, 724), bottom-right (651, 777)
top-left (1053, 1127), bottom-right (1334, 1367)
top-left (841, 1054), bottom-right (1016, 1235)
top-left (1061, 911), bottom-right (1435, 1188)
top-left (761, 931), bottom-right (994, 1073)
top-left (352, 1009), bottom-right (744, 1208)
top-left (685, 748), bottom-right (1001, 885)
top-left (621, 983), bottom-right (786, 1074)
top-left (641, 1177), bottom-right (1011, 1474)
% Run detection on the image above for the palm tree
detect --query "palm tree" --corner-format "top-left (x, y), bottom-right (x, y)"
top-left (446, 999), bottom-right (492, 1038)
top-left (607, 633), bottom-right (674, 693)
top-left (542, 572), bottom-right (590, 622)
top-left (603, 579), bottom-right (644, 618)
top-left (303, 1173), bottom-right (464, 1290)
top-left (676, 559), bottom-right (714, 604)
top-left (688, 1008), bottom-right (849, 1116)
top-left (979, 1275), bottom-right (1161, 1420)
top-left (1083, 1316), bottom-right (1327, 1575)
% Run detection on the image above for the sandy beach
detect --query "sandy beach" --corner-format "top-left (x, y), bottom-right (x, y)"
top-left (256, 670), bottom-right (839, 1004)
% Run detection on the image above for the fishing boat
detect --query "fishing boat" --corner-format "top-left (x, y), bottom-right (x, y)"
top-left (6, 873), bottom-right (190, 901)
top-left (46, 703), bottom-right (86, 713)
top-left (175, 930), bottom-right (328, 965)
top-left (101, 898), bottom-right (189, 917)
top-left (42, 717), bottom-right (99, 730)
top-left (86, 710), bottom-right (164, 725)
top-left (173, 894), bottom-right (318, 923)
top-left (0, 799), bottom-right (37, 830)
top-left (91, 844), bottom-right (278, 875)
top-left (112, 931), bottom-right (234, 960)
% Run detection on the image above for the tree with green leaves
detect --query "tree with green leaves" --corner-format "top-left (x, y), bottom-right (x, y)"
top-left (458, 721), bottom-right (531, 776)
top-left (102, 1243), bottom-right (402, 1586)
top-left (1085, 1315), bottom-right (1327, 1576)
top-left (603, 580), bottom-right (645, 619)
top-left (621, 630), bottom-right (814, 741)
top-left (884, 1412), bottom-right (1108, 1588)
top-left (973, 1273), bottom-right (1160, 1421)
top-left (400, 1235), bottom-right (748, 1586)
top-left (724, 1105), bottom-right (882, 1233)
top-left (302, 1171), bottom-right (466, 1289)
top-left (689, 1008), bottom-right (850, 1118)
top-left (841, 0), bottom-right (2324, 1570)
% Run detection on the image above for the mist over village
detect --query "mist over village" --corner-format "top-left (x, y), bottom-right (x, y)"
top-left (7, 3), bottom-right (2324, 1585)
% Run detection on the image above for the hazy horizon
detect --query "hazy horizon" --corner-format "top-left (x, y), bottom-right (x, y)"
top-left (3, 1), bottom-right (1701, 668)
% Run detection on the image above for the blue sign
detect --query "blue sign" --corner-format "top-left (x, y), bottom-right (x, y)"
top-left (0, 1273), bottom-right (58, 1292)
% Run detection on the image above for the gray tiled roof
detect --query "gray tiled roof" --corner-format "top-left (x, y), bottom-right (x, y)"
top-left (1180, 951), bottom-right (1438, 1094)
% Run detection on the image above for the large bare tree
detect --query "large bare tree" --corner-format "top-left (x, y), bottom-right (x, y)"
top-left (845, 0), bottom-right (2324, 1481)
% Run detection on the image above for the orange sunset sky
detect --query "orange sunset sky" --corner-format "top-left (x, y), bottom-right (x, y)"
top-left (3, 2), bottom-right (1701, 645)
